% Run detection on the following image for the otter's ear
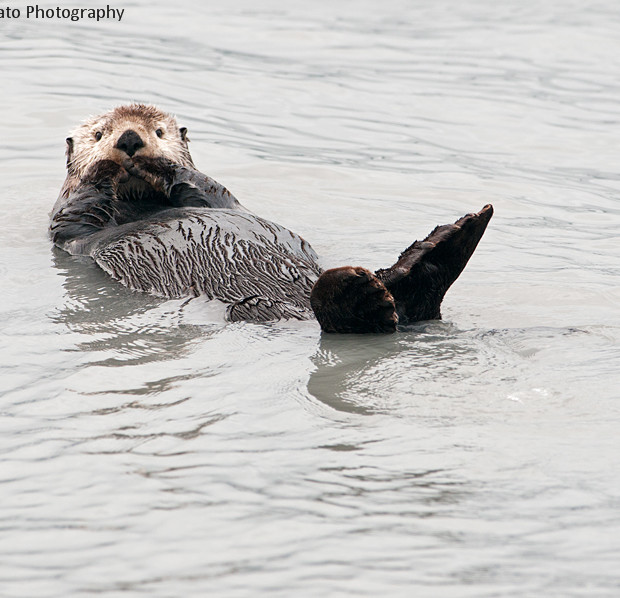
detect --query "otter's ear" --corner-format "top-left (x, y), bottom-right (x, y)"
top-left (179, 127), bottom-right (189, 143)
top-left (65, 137), bottom-right (75, 172)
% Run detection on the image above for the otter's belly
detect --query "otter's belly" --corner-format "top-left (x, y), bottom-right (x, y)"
top-left (86, 208), bottom-right (321, 321)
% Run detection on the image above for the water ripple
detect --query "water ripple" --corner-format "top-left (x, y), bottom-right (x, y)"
top-left (2, 1), bottom-right (620, 596)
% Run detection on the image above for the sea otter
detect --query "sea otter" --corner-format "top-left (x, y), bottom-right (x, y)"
top-left (50, 104), bottom-right (493, 333)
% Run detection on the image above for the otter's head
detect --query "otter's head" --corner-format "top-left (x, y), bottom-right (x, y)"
top-left (62, 104), bottom-right (195, 197)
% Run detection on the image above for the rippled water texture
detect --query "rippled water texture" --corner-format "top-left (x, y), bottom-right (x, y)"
top-left (1, 1), bottom-right (620, 596)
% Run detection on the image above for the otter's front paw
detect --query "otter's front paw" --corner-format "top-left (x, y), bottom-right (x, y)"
top-left (82, 160), bottom-right (129, 186)
top-left (126, 156), bottom-right (177, 192)
top-left (310, 267), bottom-right (398, 334)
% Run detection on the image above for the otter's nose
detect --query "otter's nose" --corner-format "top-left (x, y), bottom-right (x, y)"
top-left (115, 129), bottom-right (144, 157)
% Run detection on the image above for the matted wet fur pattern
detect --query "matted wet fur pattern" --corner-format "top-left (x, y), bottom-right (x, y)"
top-left (50, 104), bottom-right (493, 333)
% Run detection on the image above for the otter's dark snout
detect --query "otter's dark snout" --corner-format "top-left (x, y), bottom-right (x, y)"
top-left (115, 129), bottom-right (144, 157)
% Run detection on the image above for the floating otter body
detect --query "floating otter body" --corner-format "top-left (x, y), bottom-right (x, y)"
top-left (50, 104), bottom-right (493, 333)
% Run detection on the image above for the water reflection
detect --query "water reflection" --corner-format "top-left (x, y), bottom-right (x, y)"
top-left (308, 333), bottom-right (400, 415)
top-left (307, 321), bottom-right (599, 418)
top-left (307, 321), bottom-right (482, 414)
top-left (50, 247), bottom-right (222, 366)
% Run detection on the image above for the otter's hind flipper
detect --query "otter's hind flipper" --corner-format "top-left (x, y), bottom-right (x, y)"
top-left (310, 267), bottom-right (398, 333)
top-left (375, 203), bottom-right (493, 325)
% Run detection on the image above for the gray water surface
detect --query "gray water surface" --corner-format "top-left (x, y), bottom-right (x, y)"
top-left (1, 1), bottom-right (620, 596)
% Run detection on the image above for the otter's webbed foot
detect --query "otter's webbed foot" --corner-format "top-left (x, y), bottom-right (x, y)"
top-left (375, 204), bottom-right (494, 325)
top-left (310, 267), bottom-right (398, 333)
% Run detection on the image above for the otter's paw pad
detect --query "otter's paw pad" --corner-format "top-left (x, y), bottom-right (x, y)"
top-left (126, 156), bottom-right (176, 191)
top-left (83, 159), bottom-right (129, 186)
top-left (310, 267), bottom-right (397, 334)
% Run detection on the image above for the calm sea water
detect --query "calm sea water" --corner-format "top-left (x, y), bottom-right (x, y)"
top-left (1, 1), bottom-right (620, 596)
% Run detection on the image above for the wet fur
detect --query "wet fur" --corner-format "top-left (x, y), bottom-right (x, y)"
top-left (61, 104), bottom-right (194, 199)
top-left (51, 104), bottom-right (493, 333)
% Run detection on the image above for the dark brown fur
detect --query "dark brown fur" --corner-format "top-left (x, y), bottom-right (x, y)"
top-left (310, 204), bottom-right (494, 332)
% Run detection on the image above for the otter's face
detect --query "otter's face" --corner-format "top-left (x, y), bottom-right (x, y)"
top-left (65, 104), bottom-right (195, 183)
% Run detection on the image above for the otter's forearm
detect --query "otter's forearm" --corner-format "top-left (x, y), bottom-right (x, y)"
top-left (49, 181), bottom-right (119, 254)
top-left (167, 166), bottom-right (245, 210)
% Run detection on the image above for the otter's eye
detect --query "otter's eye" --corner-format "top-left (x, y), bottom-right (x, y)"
top-left (155, 129), bottom-right (163, 138)
top-left (94, 131), bottom-right (103, 142)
